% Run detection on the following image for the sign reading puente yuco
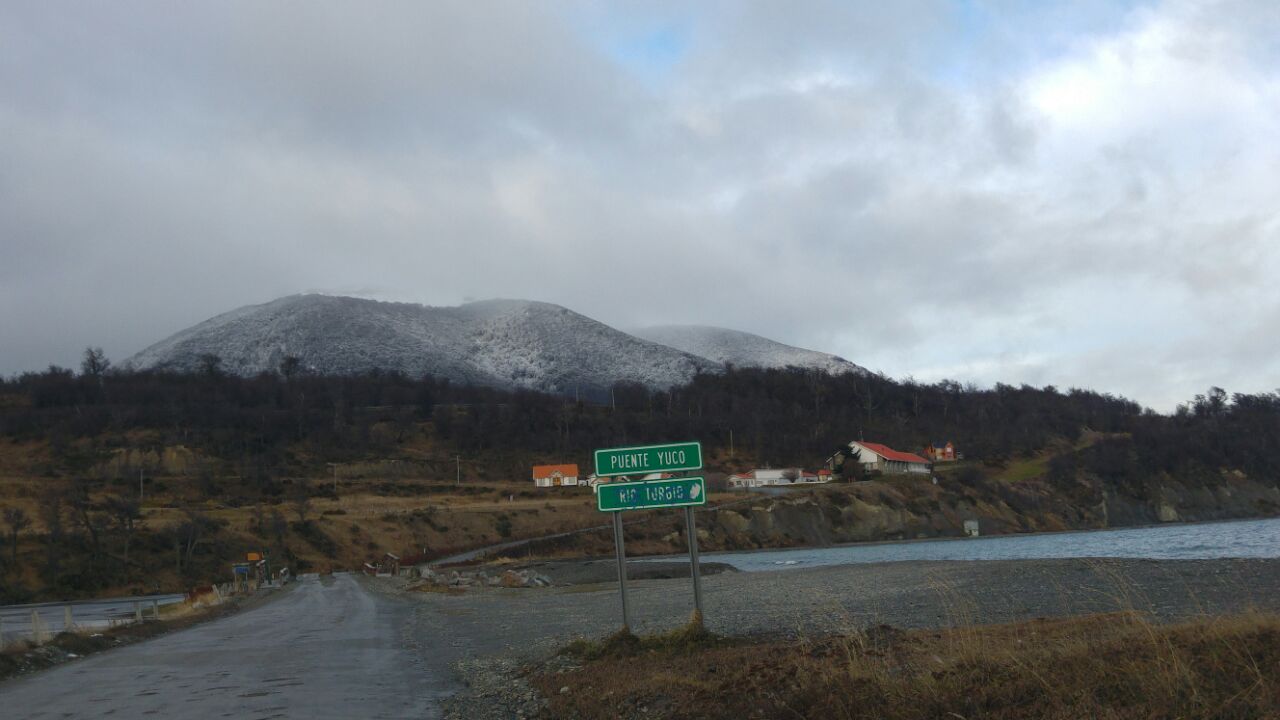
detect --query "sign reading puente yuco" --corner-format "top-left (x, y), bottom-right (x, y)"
top-left (593, 440), bottom-right (707, 632)
top-left (594, 441), bottom-right (703, 478)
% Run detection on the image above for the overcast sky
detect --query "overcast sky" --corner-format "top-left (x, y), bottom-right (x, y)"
top-left (3, 1), bottom-right (1278, 411)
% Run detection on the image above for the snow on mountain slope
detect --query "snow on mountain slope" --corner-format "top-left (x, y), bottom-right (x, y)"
top-left (126, 295), bottom-right (717, 397)
top-left (631, 325), bottom-right (865, 375)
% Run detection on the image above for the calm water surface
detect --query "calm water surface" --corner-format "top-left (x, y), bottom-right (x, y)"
top-left (699, 517), bottom-right (1280, 572)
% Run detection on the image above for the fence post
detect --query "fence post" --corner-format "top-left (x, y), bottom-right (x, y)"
top-left (31, 610), bottom-right (48, 644)
top-left (134, 601), bottom-right (143, 623)
top-left (64, 605), bottom-right (75, 633)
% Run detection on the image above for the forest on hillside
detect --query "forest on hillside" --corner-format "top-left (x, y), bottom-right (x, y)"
top-left (1, 350), bottom-right (1277, 487)
top-left (1, 350), bottom-right (1278, 601)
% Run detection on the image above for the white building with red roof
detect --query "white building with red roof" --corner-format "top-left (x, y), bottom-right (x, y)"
top-left (842, 441), bottom-right (932, 475)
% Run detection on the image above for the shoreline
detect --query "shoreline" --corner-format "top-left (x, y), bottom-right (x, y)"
top-left (650, 512), bottom-right (1280, 560)
top-left (461, 513), bottom-right (1280, 572)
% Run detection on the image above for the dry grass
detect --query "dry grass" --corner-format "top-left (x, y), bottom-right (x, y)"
top-left (535, 612), bottom-right (1280, 720)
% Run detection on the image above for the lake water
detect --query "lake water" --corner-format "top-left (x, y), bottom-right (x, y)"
top-left (697, 517), bottom-right (1280, 572)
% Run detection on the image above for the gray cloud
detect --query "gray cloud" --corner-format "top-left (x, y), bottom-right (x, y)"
top-left (2, 0), bottom-right (1278, 411)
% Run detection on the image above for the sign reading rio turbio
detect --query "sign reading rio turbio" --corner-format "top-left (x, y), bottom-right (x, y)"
top-left (594, 441), bottom-right (703, 477)
top-left (597, 476), bottom-right (707, 512)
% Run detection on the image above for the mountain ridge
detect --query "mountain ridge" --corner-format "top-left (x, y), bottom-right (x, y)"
top-left (126, 294), bottom-right (862, 395)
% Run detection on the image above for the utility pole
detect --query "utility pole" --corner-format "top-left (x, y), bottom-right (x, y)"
top-left (729, 429), bottom-right (734, 459)
top-left (139, 468), bottom-right (145, 502)
top-left (327, 463), bottom-right (339, 493)
top-left (455, 456), bottom-right (461, 486)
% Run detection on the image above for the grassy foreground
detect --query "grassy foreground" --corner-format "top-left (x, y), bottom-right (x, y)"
top-left (535, 612), bottom-right (1280, 719)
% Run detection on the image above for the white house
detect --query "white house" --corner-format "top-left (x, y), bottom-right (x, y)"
top-left (728, 468), bottom-right (830, 488)
top-left (833, 441), bottom-right (932, 475)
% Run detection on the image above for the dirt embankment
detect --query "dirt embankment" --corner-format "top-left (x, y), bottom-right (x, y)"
top-left (491, 473), bottom-right (1280, 560)
top-left (705, 473), bottom-right (1280, 549)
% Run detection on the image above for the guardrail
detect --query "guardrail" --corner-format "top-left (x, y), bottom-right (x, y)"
top-left (0, 591), bottom-right (198, 648)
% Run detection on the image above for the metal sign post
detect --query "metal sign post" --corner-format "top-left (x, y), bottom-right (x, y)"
top-left (612, 511), bottom-right (631, 630)
top-left (685, 506), bottom-right (703, 621)
top-left (594, 441), bottom-right (707, 632)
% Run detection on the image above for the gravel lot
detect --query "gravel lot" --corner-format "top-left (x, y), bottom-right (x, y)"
top-left (400, 557), bottom-right (1280, 718)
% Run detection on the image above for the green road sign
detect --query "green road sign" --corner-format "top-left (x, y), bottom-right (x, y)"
top-left (597, 476), bottom-right (707, 512)
top-left (594, 441), bottom-right (703, 477)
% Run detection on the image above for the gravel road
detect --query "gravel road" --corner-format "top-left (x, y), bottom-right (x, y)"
top-left (0, 573), bottom-right (450, 720)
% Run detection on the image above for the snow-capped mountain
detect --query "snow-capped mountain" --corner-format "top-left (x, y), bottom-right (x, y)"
top-left (631, 325), bottom-right (865, 375)
top-left (125, 295), bottom-right (717, 398)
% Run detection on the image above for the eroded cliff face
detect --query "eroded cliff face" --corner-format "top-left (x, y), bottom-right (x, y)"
top-left (695, 474), bottom-right (1280, 551)
top-left (1101, 473), bottom-right (1280, 527)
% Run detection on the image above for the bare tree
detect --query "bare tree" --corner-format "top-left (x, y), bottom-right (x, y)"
top-left (279, 355), bottom-right (302, 380)
top-left (37, 489), bottom-right (65, 579)
top-left (68, 480), bottom-right (106, 564)
top-left (269, 509), bottom-right (288, 547)
top-left (197, 353), bottom-right (222, 377)
top-left (781, 468), bottom-right (800, 484)
top-left (105, 495), bottom-right (141, 564)
top-left (3, 506), bottom-right (31, 568)
top-left (175, 509), bottom-right (212, 574)
top-left (289, 482), bottom-right (312, 525)
top-left (80, 347), bottom-right (111, 378)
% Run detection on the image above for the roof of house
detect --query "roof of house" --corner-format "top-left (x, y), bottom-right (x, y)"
top-left (532, 463), bottom-right (579, 479)
top-left (854, 441), bottom-right (931, 465)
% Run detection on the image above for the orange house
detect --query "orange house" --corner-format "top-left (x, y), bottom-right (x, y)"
top-left (532, 463), bottom-right (580, 488)
top-left (924, 442), bottom-right (957, 462)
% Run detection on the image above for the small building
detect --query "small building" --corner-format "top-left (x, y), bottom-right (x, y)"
top-left (382, 553), bottom-right (401, 577)
top-left (727, 468), bottom-right (830, 489)
top-left (924, 442), bottom-right (958, 462)
top-left (532, 463), bottom-right (580, 488)
top-left (832, 441), bottom-right (932, 475)
top-left (586, 471), bottom-right (672, 492)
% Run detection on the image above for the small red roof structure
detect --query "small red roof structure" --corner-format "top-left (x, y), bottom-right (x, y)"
top-left (532, 464), bottom-right (579, 480)
top-left (857, 442), bottom-right (930, 465)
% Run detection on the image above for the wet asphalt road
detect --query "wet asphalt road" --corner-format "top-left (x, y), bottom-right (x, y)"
top-left (0, 574), bottom-right (447, 719)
